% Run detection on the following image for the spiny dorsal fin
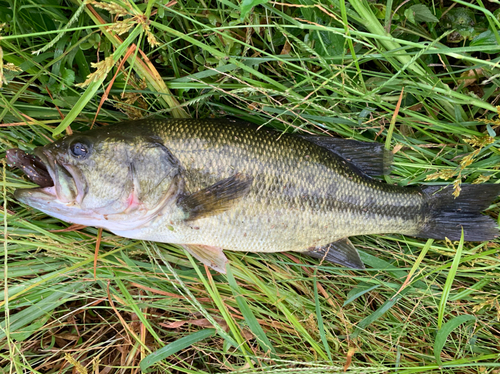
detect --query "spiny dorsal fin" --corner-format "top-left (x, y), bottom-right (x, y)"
top-left (178, 173), bottom-right (253, 221)
top-left (181, 244), bottom-right (228, 273)
top-left (301, 136), bottom-right (392, 177)
top-left (304, 238), bottom-right (365, 269)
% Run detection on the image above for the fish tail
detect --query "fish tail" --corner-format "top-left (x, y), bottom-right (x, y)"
top-left (415, 184), bottom-right (500, 241)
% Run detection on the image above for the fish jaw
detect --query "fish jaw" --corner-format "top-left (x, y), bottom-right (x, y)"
top-left (12, 147), bottom-right (91, 223)
top-left (13, 187), bottom-right (105, 227)
top-left (14, 167), bottom-right (184, 234)
top-left (14, 185), bottom-right (174, 231)
top-left (12, 146), bottom-right (78, 216)
top-left (34, 148), bottom-right (88, 205)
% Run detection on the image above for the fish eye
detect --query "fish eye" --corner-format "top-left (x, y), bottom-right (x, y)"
top-left (69, 139), bottom-right (92, 159)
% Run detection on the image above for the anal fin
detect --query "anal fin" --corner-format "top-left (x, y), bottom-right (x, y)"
top-left (181, 244), bottom-right (228, 273)
top-left (304, 238), bottom-right (365, 269)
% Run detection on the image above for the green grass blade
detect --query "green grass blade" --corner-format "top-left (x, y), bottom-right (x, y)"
top-left (437, 230), bottom-right (465, 329)
top-left (0, 282), bottom-right (87, 341)
top-left (140, 328), bottom-right (215, 371)
top-left (185, 252), bottom-right (254, 367)
top-left (351, 293), bottom-right (405, 339)
top-left (434, 314), bottom-right (476, 366)
top-left (226, 265), bottom-right (277, 359)
top-left (313, 272), bottom-right (332, 363)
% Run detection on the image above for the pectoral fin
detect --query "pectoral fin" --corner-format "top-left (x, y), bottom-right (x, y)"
top-left (304, 238), bottom-right (365, 269)
top-left (178, 173), bottom-right (253, 221)
top-left (181, 244), bottom-right (228, 273)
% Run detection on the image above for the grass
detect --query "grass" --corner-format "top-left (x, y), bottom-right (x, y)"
top-left (1, 0), bottom-right (500, 372)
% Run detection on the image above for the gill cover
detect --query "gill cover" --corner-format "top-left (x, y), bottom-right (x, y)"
top-left (126, 142), bottom-right (182, 212)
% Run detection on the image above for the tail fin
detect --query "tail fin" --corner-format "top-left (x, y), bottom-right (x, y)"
top-left (416, 184), bottom-right (500, 241)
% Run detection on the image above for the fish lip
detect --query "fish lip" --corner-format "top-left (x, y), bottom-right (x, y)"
top-left (33, 148), bottom-right (86, 205)
top-left (14, 185), bottom-right (57, 201)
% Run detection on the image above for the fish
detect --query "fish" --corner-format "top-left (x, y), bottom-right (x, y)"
top-left (8, 118), bottom-right (500, 273)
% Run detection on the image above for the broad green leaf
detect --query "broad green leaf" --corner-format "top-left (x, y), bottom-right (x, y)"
top-left (61, 67), bottom-right (75, 88)
top-left (404, 8), bottom-right (416, 24)
top-left (311, 30), bottom-right (346, 57)
top-left (406, 4), bottom-right (439, 24)
top-left (486, 124), bottom-right (497, 138)
top-left (471, 30), bottom-right (498, 46)
top-left (240, 0), bottom-right (269, 20)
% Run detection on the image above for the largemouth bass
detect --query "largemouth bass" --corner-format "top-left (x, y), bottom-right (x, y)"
top-left (8, 118), bottom-right (500, 272)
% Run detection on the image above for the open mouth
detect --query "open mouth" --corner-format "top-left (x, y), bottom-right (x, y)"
top-left (7, 148), bottom-right (86, 204)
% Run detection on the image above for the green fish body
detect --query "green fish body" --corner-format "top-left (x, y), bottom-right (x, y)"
top-left (11, 119), bottom-right (500, 272)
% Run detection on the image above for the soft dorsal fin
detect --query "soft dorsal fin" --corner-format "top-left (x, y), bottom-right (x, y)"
top-left (178, 173), bottom-right (253, 221)
top-left (303, 238), bottom-right (365, 269)
top-left (301, 136), bottom-right (392, 177)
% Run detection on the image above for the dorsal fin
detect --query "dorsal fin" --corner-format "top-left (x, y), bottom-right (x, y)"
top-left (301, 136), bottom-right (392, 177)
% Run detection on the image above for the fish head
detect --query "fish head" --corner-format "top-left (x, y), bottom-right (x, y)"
top-left (13, 127), bottom-right (182, 231)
